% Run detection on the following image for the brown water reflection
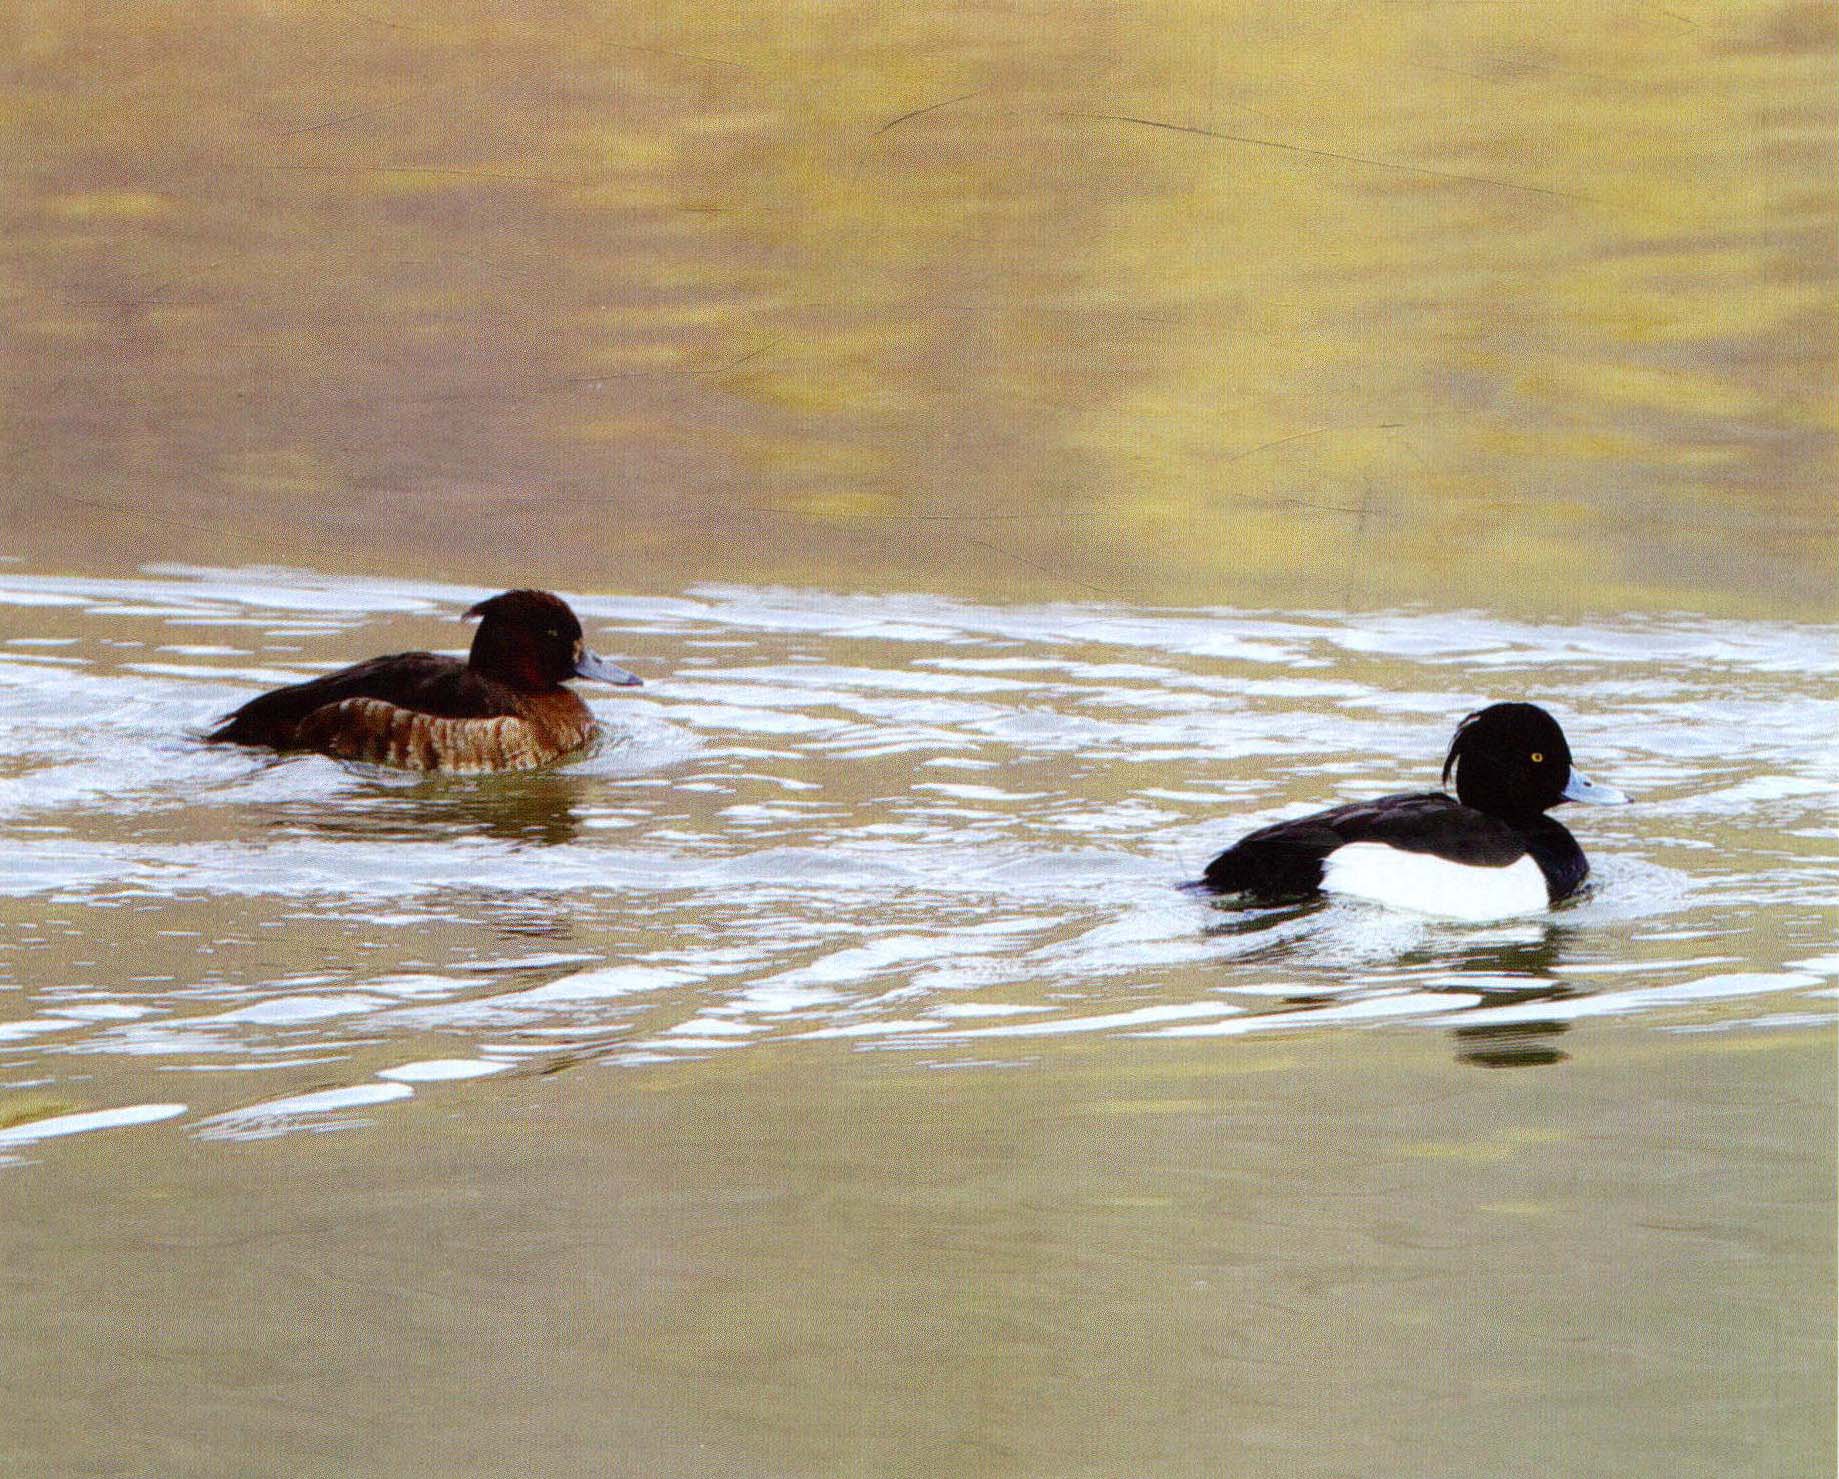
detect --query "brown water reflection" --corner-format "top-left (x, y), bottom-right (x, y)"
top-left (4, 1), bottom-right (1834, 613)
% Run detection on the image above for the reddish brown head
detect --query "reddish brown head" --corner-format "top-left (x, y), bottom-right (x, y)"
top-left (463, 590), bottom-right (640, 691)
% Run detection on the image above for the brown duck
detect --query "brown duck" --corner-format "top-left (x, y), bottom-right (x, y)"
top-left (204, 589), bottom-right (641, 772)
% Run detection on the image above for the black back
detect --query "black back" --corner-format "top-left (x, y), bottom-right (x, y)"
top-left (1200, 791), bottom-right (1535, 898)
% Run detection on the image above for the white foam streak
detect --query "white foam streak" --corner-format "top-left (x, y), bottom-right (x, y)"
top-left (195, 1083), bottom-right (414, 1141)
top-left (377, 1059), bottom-right (511, 1082)
top-left (0, 1103), bottom-right (187, 1147)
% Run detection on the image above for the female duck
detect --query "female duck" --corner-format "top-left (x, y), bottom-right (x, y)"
top-left (205, 589), bottom-right (641, 773)
top-left (1199, 702), bottom-right (1627, 920)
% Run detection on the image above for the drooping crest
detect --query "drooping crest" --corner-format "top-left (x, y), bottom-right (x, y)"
top-left (1442, 708), bottom-right (1485, 790)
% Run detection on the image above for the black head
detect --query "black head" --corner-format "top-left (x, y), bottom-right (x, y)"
top-left (1441, 702), bottom-right (1578, 819)
top-left (463, 590), bottom-right (640, 691)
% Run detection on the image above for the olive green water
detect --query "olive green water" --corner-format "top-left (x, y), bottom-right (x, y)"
top-left (2, 3), bottom-right (1836, 1476)
top-left (4, 0), bottom-right (1834, 612)
top-left (7, 1031), bottom-right (1832, 1477)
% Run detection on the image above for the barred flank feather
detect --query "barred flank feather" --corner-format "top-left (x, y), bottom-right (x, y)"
top-left (296, 695), bottom-right (595, 772)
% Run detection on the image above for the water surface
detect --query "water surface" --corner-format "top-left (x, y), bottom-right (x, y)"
top-left (3, 0), bottom-right (1834, 613)
top-left (3, 0), bottom-right (1836, 1471)
top-left (1, 565), bottom-right (1832, 1474)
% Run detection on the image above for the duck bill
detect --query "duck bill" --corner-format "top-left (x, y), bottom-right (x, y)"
top-left (574, 649), bottom-right (642, 687)
top-left (1561, 768), bottom-right (1628, 805)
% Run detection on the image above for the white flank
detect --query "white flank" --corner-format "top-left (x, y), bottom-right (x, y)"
top-left (1322, 843), bottom-right (1549, 921)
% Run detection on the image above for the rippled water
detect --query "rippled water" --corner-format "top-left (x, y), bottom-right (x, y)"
top-left (3, 564), bottom-right (1834, 1475)
top-left (3, 563), bottom-right (1833, 1149)
top-left (5, 1), bottom-right (1835, 1469)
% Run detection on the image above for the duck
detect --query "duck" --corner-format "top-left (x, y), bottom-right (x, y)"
top-left (1198, 702), bottom-right (1628, 920)
top-left (204, 589), bottom-right (641, 773)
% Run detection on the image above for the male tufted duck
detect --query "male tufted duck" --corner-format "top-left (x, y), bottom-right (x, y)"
top-left (205, 589), bottom-right (641, 773)
top-left (1198, 703), bottom-right (1628, 920)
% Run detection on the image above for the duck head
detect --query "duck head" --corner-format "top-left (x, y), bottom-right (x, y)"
top-left (464, 590), bottom-right (642, 692)
top-left (1442, 702), bottom-right (1628, 820)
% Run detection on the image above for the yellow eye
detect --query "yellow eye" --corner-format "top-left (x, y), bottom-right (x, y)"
top-left (1530, 751), bottom-right (1544, 763)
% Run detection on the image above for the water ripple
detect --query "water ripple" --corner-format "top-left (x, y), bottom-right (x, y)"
top-left (1, 565), bottom-right (1833, 1148)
